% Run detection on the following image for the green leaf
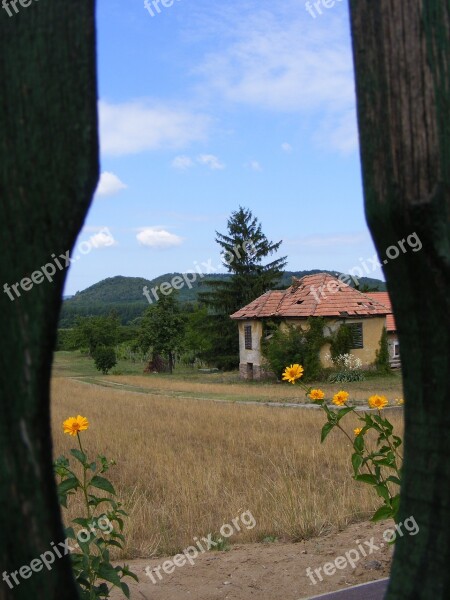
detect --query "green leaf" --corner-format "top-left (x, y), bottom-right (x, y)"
top-left (70, 448), bottom-right (87, 465)
top-left (386, 475), bottom-right (401, 486)
top-left (97, 563), bottom-right (122, 587)
top-left (351, 453), bottom-right (363, 475)
top-left (353, 434), bottom-right (365, 453)
top-left (65, 526), bottom-right (76, 541)
top-left (89, 475), bottom-right (116, 495)
top-left (336, 406), bottom-right (355, 421)
top-left (58, 477), bottom-right (80, 495)
top-left (321, 422), bottom-right (335, 443)
top-left (121, 582), bottom-right (130, 599)
top-left (120, 565), bottom-right (139, 583)
top-left (355, 473), bottom-right (378, 485)
top-left (105, 539), bottom-right (123, 549)
top-left (72, 517), bottom-right (91, 528)
top-left (375, 484), bottom-right (391, 503)
top-left (371, 505), bottom-right (395, 522)
top-left (373, 458), bottom-right (397, 469)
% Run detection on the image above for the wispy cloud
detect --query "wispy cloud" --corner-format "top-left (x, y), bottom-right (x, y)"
top-left (136, 228), bottom-right (183, 249)
top-left (281, 142), bottom-right (293, 153)
top-left (95, 172), bottom-right (127, 197)
top-left (247, 160), bottom-right (262, 172)
top-left (288, 233), bottom-right (367, 248)
top-left (99, 100), bottom-right (210, 156)
top-left (197, 154), bottom-right (226, 170)
top-left (172, 155), bottom-right (195, 170)
top-left (171, 153), bottom-right (226, 171)
top-left (89, 228), bottom-right (117, 247)
top-left (194, 5), bottom-right (357, 153)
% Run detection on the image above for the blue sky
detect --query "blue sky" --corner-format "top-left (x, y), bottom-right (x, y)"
top-left (65, 0), bottom-right (383, 295)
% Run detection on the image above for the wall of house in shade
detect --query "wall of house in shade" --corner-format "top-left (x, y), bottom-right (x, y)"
top-left (237, 320), bottom-right (264, 379)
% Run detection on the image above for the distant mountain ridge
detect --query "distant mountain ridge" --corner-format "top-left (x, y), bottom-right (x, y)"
top-left (59, 271), bottom-right (386, 327)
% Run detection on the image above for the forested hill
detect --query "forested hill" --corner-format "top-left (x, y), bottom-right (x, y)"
top-left (59, 271), bottom-right (387, 327)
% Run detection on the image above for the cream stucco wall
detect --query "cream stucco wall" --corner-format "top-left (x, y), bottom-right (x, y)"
top-left (236, 316), bottom-right (387, 375)
top-left (319, 317), bottom-right (386, 367)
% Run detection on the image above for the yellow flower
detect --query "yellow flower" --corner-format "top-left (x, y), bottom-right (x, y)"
top-left (354, 428), bottom-right (363, 436)
top-left (395, 398), bottom-right (404, 405)
top-left (282, 364), bottom-right (304, 384)
top-left (63, 415), bottom-right (89, 436)
top-left (368, 395), bottom-right (388, 410)
top-left (332, 390), bottom-right (349, 406)
top-left (309, 389), bottom-right (325, 401)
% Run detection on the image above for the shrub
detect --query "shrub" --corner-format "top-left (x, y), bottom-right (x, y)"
top-left (93, 346), bottom-right (117, 375)
top-left (327, 353), bottom-right (365, 382)
top-left (262, 318), bottom-right (325, 381)
top-left (329, 324), bottom-right (353, 359)
top-left (375, 326), bottom-right (390, 373)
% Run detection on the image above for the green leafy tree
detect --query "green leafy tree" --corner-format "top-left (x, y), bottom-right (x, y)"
top-left (199, 207), bottom-right (287, 369)
top-left (71, 313), bottom-right (120, 356)
top-left (93, 346), bottom-right (117, 375)
top-left (181, 304), bottom-right (214, 366)
top-left (137, 293), bottom-right (185, 374)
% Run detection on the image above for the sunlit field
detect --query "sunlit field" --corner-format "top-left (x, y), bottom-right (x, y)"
top-left (51, 372), bottom-right (403, 559)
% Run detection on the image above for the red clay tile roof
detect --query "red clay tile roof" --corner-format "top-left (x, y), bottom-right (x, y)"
top-left (366, 292), bottom-right (396, 332)
top-left (230, 273), bottom-right (390, 320)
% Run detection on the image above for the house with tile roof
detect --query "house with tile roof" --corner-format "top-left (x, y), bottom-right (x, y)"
top-left (366, 292), bottom-right (400, 368)
top-left (230, 272), bottom-right (393, 380)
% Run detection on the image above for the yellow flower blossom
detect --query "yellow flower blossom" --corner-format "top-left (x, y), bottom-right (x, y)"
top-left (395, 398), bottom-right (404, 405)
top-left (63, 415), bottom-right (89, 436)
top-left (309, 389), bottom-right (325, 401)
top-left (282, 364), bottom-right (304, 384)
top-left (368, 395), bottom-right (388, 410)
top-left (354, 428), bottom-right (363, 436)
top-left (332, 390), bottom-right (349, 406)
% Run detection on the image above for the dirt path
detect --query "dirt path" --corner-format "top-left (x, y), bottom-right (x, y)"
top-left (71, 377), bottom-right (403, 413)
top-left (111, 521), bottom-right (393, 600)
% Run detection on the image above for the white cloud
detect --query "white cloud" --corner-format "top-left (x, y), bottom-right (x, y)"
top-left (247, 160), bottom-right (262, 171)
top-left (197, 154), bottom-right (225, 170)
top-left (281, 142), bottom-right (293, 153)
top-left (89, 227), bottom-right (117, 248)
top-left (172, 155), bottom-right (195, 170)
top-left (136, 228), bottom-right (183, 249)
top-left (99, 100), bottom-right (210, 156)
top-left (95, 172), bottom-right (127, 197)
top-left (196, 7), bottom-right (357, 153)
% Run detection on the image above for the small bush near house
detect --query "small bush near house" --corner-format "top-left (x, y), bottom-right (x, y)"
top-left (93, 346), bottom-right (117, 375)
top-left (327, 353), bottom-right (365, 382)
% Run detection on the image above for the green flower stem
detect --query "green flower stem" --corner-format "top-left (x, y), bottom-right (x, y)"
top-left (77, 432), bottom-right (92, 520)
top-left (76, 432), bottom-right (96, 599)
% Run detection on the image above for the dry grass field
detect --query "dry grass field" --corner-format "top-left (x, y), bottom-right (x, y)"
top-left (51, 374), bottom-right (403, 560)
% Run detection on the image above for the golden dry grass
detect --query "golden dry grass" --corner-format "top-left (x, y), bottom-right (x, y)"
top-left (51, 377), bottom-right (403, 559)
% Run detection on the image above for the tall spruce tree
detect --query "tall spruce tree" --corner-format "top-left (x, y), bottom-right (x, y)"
top-left (199, 207), bottom-right (287, 369)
